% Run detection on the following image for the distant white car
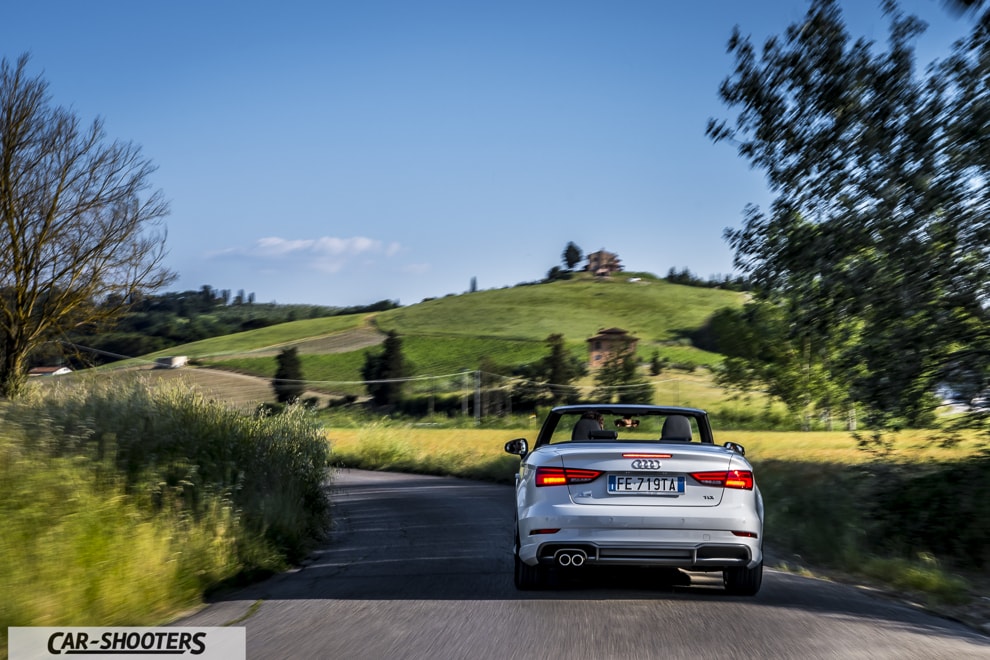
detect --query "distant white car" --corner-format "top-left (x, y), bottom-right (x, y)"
top-left (505, 404), bottom-right (764, 595)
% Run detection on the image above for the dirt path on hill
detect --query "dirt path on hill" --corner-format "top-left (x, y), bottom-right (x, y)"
top-left (219, 325), bottom-right (386, 358)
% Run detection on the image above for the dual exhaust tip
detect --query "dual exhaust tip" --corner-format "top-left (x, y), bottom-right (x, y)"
top-left (554, 549), bottom-right (588, 567)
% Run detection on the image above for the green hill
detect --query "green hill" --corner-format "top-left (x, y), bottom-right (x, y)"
top-left (375, 274), bottom-right (740, 348)
top-left (146, 273), bottom-right (744, 397)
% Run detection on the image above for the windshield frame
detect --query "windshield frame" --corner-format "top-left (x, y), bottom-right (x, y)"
top-left (534, 404), bottom-right (715, 448)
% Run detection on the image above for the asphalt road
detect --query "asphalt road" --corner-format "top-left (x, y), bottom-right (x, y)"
top-left (180, 469), bottom-right (990, 659)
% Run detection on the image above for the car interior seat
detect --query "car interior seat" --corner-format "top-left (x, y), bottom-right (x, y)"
top-left (571, 415), bottom-right (602, 440)
top-left (660, 415), bottom-right (693, 442)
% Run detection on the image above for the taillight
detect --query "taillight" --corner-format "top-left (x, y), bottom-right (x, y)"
top-left (690, 470), bottom-right (754, 490)
top-left (535, 466), bottom-right (604, 487)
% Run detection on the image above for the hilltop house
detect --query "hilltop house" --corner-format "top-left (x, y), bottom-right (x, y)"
top-left (586, 327), bottom-right (639, 369)
top-left (586, 249), bottom-right (622, 277)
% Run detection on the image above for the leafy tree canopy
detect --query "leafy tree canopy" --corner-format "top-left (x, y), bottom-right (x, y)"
top-left (591, 344), bottom-right (654, 404)
top-left (512, 333), bottom-right (586, 406)
top-left (562, 242), bottom-right (583, 271)
top-left (707, 0), bottom-right (990, 429)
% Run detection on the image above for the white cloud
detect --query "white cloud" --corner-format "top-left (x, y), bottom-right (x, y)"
top-left (208, 235), bottom-right (403, 272)
top-left (402, 263), bottom-right (431, 274)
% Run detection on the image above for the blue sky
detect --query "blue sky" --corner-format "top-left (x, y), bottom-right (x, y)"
top-left (1, 1), bottom-right (971, 306)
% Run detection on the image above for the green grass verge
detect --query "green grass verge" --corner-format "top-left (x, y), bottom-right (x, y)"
top-left (0, 379), bottom-right (333, 652)
top-left (0, 442), bottom-right (243, 629)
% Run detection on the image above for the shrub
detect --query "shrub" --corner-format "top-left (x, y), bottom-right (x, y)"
top-left (0, 437), bottom-right (249, 647)
top-left (755, 454), bottom-right (990, 572)
top-left (4, 378), bottom-right (332, 563)
top-left (866, 455), bottom-right (990, 568)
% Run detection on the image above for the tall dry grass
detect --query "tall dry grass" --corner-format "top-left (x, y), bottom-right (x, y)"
top-left (0, 378), bottom-right (333, 654)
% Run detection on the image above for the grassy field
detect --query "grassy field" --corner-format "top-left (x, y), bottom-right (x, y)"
top-left (119, 275), bottom-right (743, 398)
top-left (37, 367), bottom-right (287, 414)
top-left (207, 335), bottom-right (551, 389)
top-left (70, 275), bottom-right (751, 410)
top-left (327, 424), bottom-right (988, 480)
top-left (141, 314), bottom-right (374, 361)
top-left (375, 273), bottom-right (743, 349)
top-left (43, 359), bottom-right (782, 422)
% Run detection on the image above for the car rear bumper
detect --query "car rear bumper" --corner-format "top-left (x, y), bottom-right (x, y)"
top-left (518, 513), bottom-right (763, 569)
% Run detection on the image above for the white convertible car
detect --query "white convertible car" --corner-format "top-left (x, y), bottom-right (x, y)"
top-left (504, 404), bottom-right (764, 595)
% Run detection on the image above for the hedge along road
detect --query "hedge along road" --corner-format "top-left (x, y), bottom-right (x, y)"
top-left (179, 470), bottom-right (990, 659)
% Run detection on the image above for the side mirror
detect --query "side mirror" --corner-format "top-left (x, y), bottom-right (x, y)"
top-left (723, 441), bottom-right (746, 456)
top-left (504, 438), bottom-right (529, 457)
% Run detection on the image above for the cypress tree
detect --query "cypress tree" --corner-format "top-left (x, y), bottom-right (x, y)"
top-left (272, 347), bottom-right (305, 403)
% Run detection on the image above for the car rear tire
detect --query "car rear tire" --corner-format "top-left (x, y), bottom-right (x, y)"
top-left (723, 560), bottom-right (763, 596)
top-left (513, 529), bottom-right (546, 590)
top-left (514, 553), bottom-right (547, 590)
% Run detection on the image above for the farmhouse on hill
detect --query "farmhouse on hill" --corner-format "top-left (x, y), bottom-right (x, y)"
top-left (586, 327), bottom-right (638, 369)
top-left (586, 249), bottom-right (622, 277)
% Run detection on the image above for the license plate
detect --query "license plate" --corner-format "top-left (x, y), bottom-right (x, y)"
top-left (608, 474), bottom-right (685, 495)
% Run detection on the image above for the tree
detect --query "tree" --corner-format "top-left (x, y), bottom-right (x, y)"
top-left (562, 242), bottom-right (583, 271)
top-left (591, 344), bottom-right (654, 404)
top-left (539, 333), bottom-right (586, 404)
top-left (272, 347), bottom-right (305, 403)
top-left (361, 330), bottom-right (410, 406)
top-left (512, 333), bottom-right (586, 406)
top-left (945, 0), bottom-right (988, 19)
top-left (709, 302), bottom-right (855, 430)
top-left (0, 54), bottom-right (174, 398)
top-left (707, 0), bottom-right (990, 428)
top-left (648, 350), bottom-right (665, 377)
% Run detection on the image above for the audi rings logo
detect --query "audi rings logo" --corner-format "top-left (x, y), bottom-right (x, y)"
top-left (630, 459), bottom-right (662, 470)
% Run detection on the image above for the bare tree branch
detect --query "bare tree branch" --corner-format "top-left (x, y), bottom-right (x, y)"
top-left (0, 54), bottom-right (175, 397)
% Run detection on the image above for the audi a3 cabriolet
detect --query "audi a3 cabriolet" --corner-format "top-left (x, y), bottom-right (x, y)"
top-left (504, 404), bottom-right (764, 595)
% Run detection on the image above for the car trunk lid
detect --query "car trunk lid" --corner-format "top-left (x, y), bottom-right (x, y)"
top-left (556, 443), bottom-right (737, 507)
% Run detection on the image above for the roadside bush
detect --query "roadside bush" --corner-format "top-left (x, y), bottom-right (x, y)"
top-left (755, 460), bottom-right (866, 566)
top-left (325, 394), bottom-right (358, 409)
top-left (394, 393), bottom-right (463, 416)
top-left (0, 438), bottom-right (245, 638)
top-left (755, 454), bottom-right (990, 572)
top-left (866, 454), bottom-right (990, 568)
top-left (4, 378), bottom-right (332, 563)
top-left (1, 378), bottom-right (334, 652)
